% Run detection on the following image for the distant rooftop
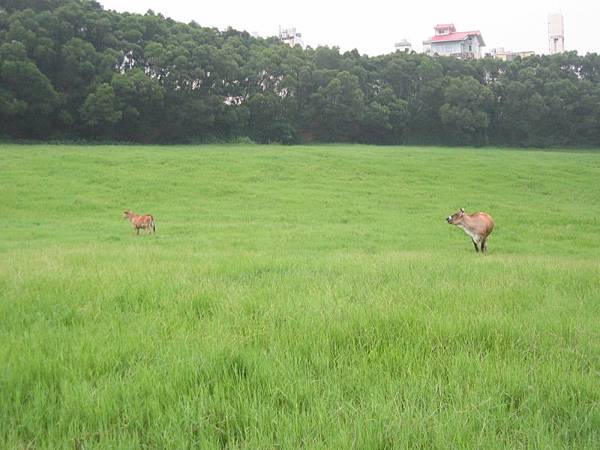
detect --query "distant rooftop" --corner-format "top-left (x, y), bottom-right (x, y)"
top-left (425, 23), bottom-right (485, 46)
top-left (435, 24), bottom-right (456, 30)
top-left (428, 31), bottom-right (484, 45)
top-left (395, 39), bottom-right (411, 47)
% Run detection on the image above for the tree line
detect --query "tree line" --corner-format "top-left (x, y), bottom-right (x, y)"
top-left (2, 0), bottom-right (600, 146)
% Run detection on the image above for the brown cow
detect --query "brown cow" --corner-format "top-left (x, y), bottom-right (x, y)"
top-left (123, 210), bottom-right (156, 235)
top-left (446, 208), bottom-right (494, 253)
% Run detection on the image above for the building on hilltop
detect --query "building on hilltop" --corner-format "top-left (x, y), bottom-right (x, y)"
top-left (423, 23), bottom-right (485, 59)
top-left (279, 27), bottom-right (304, 48)
top-left (489, 48), bottom-right (535, 61)
top-left (548, 13), bottom-right (565, 54)
top-left (394, 39), bottom-right (412, 53)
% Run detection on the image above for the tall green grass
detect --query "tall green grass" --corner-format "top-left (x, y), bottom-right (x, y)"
top-left (1, 144), bottom-right (599, 448)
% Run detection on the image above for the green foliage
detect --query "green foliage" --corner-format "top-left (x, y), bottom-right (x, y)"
top-left (440, 76), bottom-right (494, 144)
top-left (0, 41), bottom-right (58, 137)
top-left (110, 69), bottom-right (165, 141)
top-left (1, 144), bottom-right (600, 448)
top-left (81, 82), bottom-right (121, 132)
top-left (1, 0), bottom-right (600, 146)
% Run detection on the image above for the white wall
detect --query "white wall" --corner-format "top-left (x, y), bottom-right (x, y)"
top-left (430, 41), bottom-right (462, 55)
top-left (460, 36), bottom-right (482, 58)
top-left (431, 37), bottom-right (482, 58)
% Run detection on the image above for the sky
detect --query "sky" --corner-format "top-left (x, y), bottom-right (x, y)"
top-left (98, 1), bottom-right (598, 56)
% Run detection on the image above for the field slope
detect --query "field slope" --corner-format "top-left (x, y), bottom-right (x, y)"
top-left (1, 144), bottom-right (599, 449)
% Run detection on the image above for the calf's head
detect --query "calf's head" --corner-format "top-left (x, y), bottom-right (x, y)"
top-left (123, 210), bottom-right (132, 219)
top-left (446, 208), bottom-right (465, 224)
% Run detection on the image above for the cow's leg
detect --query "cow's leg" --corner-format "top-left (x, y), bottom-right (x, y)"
top-left (136, 227), bottom-right (140, 235)
top-left (472, 239), bottom-right (479, 252)
top-left (481, 238), bottom-right (488, 254)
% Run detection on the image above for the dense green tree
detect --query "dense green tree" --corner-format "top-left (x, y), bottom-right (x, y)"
top-left (439, 76), bottom-right (494, 144)
top-left (309, 71), bottom-right (366, 141)
top-left (0, 41), bottom-right (58, 137)
top-left (110, 69), bottom-right (165, 141)
top-left (1, 0), bottom-right (600, 146)
top-left (246, 93), bottom-right (297, 143)
top-left (81, 82), bottom-right (121, 135)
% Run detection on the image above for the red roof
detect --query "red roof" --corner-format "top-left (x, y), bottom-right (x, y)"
top-left (426, 31), bottom-right (485, 46)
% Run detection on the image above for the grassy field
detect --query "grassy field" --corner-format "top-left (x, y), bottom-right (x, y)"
top-left (1, 144), bottom-right (599, 449)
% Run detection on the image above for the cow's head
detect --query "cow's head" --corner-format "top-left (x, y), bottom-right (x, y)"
top-left (446, 208), bottom-right (465, 224)
top-left (123, 210), bottom-right (132, 219)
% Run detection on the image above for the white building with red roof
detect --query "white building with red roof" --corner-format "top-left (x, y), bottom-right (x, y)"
top-left (423, 24), bottom-right (485, 59)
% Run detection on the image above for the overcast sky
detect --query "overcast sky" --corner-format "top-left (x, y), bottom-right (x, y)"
top-left (98, 1), bottom-right (597, 56)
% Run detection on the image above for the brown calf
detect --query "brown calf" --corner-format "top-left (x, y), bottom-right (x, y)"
top-left (446, 208), bottom-right (494, 253)
top-left (123, 210), bottom-right (156, 235)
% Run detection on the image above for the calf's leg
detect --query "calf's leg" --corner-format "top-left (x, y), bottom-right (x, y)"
top-left (472, 239), bottom-right (479, 253)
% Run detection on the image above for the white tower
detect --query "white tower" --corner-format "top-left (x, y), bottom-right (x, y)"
top-left (279, 27), bottom-right (304, 48)
top-left (548, 13), bottom-right (564, 54)
top-left (394, 39), bottom-right (412, 53)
